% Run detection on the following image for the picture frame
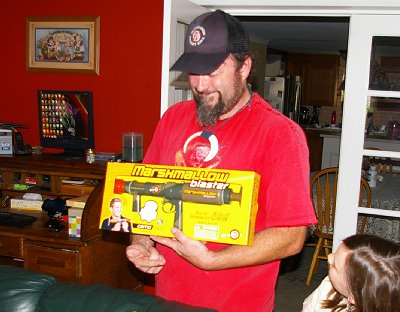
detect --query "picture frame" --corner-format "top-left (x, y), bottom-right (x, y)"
top-left (26, 16), bottom-right (100, 75)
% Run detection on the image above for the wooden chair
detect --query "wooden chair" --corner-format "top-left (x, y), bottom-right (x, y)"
top-left (359, 177), bottom-right (372, 234)
top-left (305, 167), bottom-right (371, 285)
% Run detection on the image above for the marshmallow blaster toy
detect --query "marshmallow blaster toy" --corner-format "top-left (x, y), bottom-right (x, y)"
top-left (113, 179), bottom-right (241, 229)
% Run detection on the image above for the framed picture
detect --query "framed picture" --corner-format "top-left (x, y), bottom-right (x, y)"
top-left (26, 16), bottom-right (100, 75)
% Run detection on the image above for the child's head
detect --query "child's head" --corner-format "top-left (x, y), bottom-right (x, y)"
top-left (328, 234), bottom-right (400, 311)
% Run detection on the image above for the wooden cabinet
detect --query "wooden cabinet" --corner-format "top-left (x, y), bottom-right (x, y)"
top-left (25, 241), bottom-right (82, 279)
top-left (0, 235), bottom-right (22, 258)
top-left (0, 155), bottom-right (142, 290)
top-left (305, 58), bottom-right (339, 106)
top-left (304, 129), bottom-right (325, 171)
top-left (304, 129), bottom-right (342, 171)
top-left (287, 53), bottom-right (340, 106)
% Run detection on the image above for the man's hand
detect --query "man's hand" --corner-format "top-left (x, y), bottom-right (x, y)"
top-left (126, 236), bottom-right (166, 274)
top-left (151, 227), bottom-right (213, 270)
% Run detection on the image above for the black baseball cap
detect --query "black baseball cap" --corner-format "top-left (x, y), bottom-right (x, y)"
top-left (170, 10), bottom-right (249, 75)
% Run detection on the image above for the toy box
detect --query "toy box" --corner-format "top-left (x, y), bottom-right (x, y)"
top-left (68, 207), bottom-right (83, 238)
top-left (99, 163), bottom-right (260, 246)
top-left (66, 195), bottom-right (88, 238)
top-left (10, 193), bottom-right (54, 211)
top-left (10, 197), bottom-right (43, 211)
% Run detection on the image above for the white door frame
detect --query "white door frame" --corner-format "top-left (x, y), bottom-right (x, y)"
top-left (162, 0), bottom-right (400, 250)
top-left (335, 14), bottom-right (400, 248)
top-left (162, 0), bottom-right (400, 116)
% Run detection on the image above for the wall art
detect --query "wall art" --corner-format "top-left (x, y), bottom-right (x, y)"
top-left (26, 16), bottom-right (100, 74)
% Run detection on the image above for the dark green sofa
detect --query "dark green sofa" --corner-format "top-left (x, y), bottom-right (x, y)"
top-left (0, 265), bottom-right (216, 312)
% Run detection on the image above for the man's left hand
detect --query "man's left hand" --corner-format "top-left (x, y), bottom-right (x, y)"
top-left (151, 227), bottom-right (212, 270)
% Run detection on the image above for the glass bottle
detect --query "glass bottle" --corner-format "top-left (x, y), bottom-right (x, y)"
top-left (86, 149), bottom-right (95, 164)
top-left (392, 121), bottom-right (399, 138)
top-left (330, 110), bottom-right (336, 125)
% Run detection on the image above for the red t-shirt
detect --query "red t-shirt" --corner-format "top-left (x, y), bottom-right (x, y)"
top-left (144, 93), bottom-right (316, 311)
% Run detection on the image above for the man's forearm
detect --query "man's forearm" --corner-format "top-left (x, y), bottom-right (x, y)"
top-left (204, 226), bottom-right (307, 271)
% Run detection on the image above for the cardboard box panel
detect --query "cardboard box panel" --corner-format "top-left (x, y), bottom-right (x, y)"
top-left (100, 163), bottom-right (260, 246)
top-left (68, 207), bottom-right (84, 238)
top-left (10, 198), bottom-right (43, 211)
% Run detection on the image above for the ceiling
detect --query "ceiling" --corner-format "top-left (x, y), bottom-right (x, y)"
top-left (238, 16), bottom-right (350, 55)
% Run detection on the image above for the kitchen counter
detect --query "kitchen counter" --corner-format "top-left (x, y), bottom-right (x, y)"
top-left (303, 126), bottom-right (342, 133)
top-left (302, 126), bottom-right (342, 171)
top-left (302, 125), bottom-right (400, 171)
top-left (305, 125), bottom-right (400, 141)
top-left (365, 135), bottom-right (400, 145)
top-left (320, 133), bottom-right (400, 169)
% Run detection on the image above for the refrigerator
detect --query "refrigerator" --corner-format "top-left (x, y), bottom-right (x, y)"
top-left (263, 75), bottom-right (302, 123)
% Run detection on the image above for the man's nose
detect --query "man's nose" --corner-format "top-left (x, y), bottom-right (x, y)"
top-left (191, 75), bottom-right (210, 92)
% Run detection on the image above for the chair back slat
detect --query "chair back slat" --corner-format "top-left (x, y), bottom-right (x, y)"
top-left (311, 167), bottom-right (339, 235)
top-left (323, 175), bottom-right (332, 232)
top-left (310, 167), bottom-right (372, 235)
top-left (332, 173), bottom-right (338, 229)
top-left (359, 176), bottom-right (372, 233)
top-left (315, 178), bottom-right (323, 229)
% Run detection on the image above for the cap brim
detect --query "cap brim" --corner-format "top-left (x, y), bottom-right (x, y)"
top-left (170, 52), bottom-right (229, 75)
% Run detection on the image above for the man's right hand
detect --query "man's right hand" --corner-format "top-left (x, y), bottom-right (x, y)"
top-left (126, 236), bottom-right (166, 274)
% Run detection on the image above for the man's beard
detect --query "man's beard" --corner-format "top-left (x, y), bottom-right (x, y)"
top-left (193, 73), bottom-right (245, 127)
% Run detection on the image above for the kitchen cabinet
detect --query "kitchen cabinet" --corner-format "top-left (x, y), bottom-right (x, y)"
top-left (287, 53), bottom-right (340, 106)
top-left (304, 128), bottom-right (341, 171)
top-left (321, 134), bottom-right (341, 169)
top-left (304, 129), bottom-right (324, 171)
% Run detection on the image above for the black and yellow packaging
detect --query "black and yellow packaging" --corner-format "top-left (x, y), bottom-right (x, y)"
top-left (100, 163), bottom-right (260, 245)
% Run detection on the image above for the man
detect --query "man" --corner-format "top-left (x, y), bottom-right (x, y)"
top-left (101, 197), bottom-right (131, 232)
top-left (126, 10), bottom-right (316, 311)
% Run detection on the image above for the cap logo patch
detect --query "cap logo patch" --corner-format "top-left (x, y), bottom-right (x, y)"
top-left (189, 26), bottom-right (206, 46)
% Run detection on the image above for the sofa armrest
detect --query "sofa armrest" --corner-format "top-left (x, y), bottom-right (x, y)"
top-left (0, 265), bottom-right (56, 312)
top-left (40, 282), bottom-right (216, 312)
top-left (0, 265), bottom-right (216, 312)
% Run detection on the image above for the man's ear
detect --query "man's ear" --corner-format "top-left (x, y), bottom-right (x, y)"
top-left (240, 57), bottom-right (252, 80)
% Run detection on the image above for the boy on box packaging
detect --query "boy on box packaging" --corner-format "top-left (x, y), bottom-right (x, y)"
top-left (126, 10), bottom-right (316, 312)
